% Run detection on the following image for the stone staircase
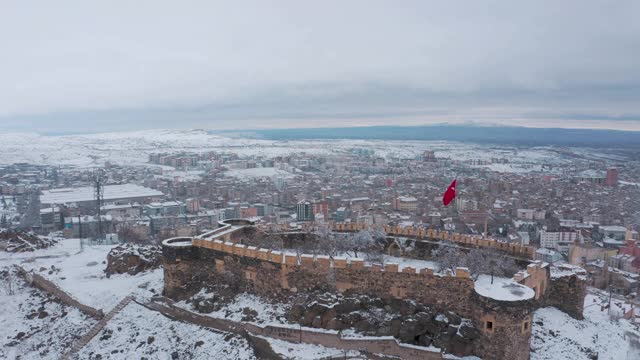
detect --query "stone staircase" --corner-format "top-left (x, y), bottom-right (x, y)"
top-left (61, 295), bottom-right (134, 360)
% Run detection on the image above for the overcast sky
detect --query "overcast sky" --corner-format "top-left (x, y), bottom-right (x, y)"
top-left (1, 1), bottom-right (640, 133)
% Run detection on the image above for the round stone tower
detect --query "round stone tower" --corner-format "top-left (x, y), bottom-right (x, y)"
top-left (471, 275), bottom-right (536, 360)
top-left (161, 236), bottom-right (197, 300)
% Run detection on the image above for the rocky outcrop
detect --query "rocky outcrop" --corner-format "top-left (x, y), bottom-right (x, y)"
top-left (105, 244), bottom-right (162, 275)
top-left (288, 292), bottom-right (479, 357)
top-left (0, 230), bottom-right (58, 252)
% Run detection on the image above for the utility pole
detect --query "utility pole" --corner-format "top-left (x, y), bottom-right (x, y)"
top-left (608, 286), bottom-right (613, 315)
top-left (93, 169), bottom-right (105, 242)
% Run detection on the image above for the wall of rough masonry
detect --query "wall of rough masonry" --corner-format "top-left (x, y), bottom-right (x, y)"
top-left (163, 238), bottom-right (534, 360)
top-left (543, 274), bottom-right (587, 320)
top-left (513, 262), bottom-right (550, 301)
top-left (513, 262), bottom-right (587, 320)
top-left (329, 222), bottom-right (536, 260)
top-left (471, 291), bottom-right (534, 360)
top-left (14, 265), bottom-right (104, 319)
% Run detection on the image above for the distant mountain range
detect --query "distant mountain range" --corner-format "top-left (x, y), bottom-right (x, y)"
top-left (222, 125), bottom-right (640, 147)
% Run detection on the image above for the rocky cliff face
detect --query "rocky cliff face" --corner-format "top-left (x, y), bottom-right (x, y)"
top-left (105, 244), bottom-right (162, 275)
top-left (282, 291), bottom-right (480, 357)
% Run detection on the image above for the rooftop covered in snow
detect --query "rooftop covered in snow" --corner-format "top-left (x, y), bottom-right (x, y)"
top-left (41, 184), bottom-right (164, 205)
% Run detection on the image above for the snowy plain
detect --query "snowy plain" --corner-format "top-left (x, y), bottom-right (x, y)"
top-left (0, 129), bottom-right (588, 175)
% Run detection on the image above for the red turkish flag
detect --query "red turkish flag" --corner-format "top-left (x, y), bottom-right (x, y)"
top-left (442, 179), bottom-right (457, 206)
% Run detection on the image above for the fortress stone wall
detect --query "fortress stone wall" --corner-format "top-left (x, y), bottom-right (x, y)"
top-left (164, 237), bottom-right (534, 358)
top-left (161, 220), bottom-right (587, 360)
top-left (329, 222), bottom-right (536, 260)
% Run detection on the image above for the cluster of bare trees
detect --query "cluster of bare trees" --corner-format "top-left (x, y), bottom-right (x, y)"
top-left (431, 241), bottom-right (519, 282)
top-left (283, 223), bottom-right (388, 263)
top-left (116, 225), bottom-right (147, 245)
top-left (0, 269), bottom-right (15, 296)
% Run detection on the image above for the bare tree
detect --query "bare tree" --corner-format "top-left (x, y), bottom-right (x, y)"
top-left (18, 190), bottom-right (40, 230)
top-left (346, 229), bottom-right (386, 263)
top-left (463, 248), bottom-right (486, 280)
top-left (432, 241), bottom-right (462, 273)
top-left (260, 224), bottom-right (284, 250)
top-left (351, 230), bottom-right (372, 258)
top-left (1, 269), bottom-right (15, 296)
top-left (463, 247), bottom-right (519, 283)
top-left (117, 224), bottom-right (146, 245)
top-left (313, 223), bottom-right (338, 257)
top-left (370, 225), bottom-right (387, 243)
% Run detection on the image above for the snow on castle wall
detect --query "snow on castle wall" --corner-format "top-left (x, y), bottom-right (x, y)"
top-left (162, 226), bottom-right (538, 360)
top-left (329, 222), bottom-right (536, 260)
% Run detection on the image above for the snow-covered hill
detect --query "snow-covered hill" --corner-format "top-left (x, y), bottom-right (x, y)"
top-left (531, 292), bottom-right (640, 360)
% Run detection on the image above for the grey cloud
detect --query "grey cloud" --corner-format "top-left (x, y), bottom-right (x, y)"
top-left (1, 1), bottom-right (639, 132)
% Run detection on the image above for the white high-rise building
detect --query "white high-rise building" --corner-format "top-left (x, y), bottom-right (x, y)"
top-left (540, 230), bottom-right (578, 254)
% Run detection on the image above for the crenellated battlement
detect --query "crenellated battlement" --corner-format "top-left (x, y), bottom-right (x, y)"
top-left (161, 221), bottom-right (584, 360)
top-left (329, 222), bottom-right (536, 260)
top-left (190, 237), bottom-right (472, 278)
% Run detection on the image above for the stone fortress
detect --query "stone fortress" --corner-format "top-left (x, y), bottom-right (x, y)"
top-left (162, 219), bottom-right (587, 360)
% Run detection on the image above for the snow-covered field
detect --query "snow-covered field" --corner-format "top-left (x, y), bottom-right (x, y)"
top-left (0, 268), bottom-right (96, 360)
top-left (531, 292), bottom-right (640, 360)
top-left (0, 129), bottom-right (599, 174)
top-left (76, 302), bottom-right (256, 360)
top-left (178, 290), bottom-right (289, 325)
top-left (0, 129), bottom-right (332, 167)
top-left (257, 335), bottom-right (361, 359)
top-left (12, 239), bottom-right (163, 310)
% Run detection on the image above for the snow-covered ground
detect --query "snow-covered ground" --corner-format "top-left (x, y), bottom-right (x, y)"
top-left (474, 274), bottom-right (535, 301)
top-left (177, 290), bottom-right (289, 326)
top-left (0, 129), bottom-right (605, 175)
top-left (0, 268), bottom-right (96, 360)
top-left (0, 129), bottom-right (332, 167)
top-left (329, 251), bottom-right (439, 272)
top-left (531, 291), bottom-right (640, 360)
top-left (383, 254), bottom-right (438, 272)
top-left (76, 302), bottom-right (256, 360)
top-left (257, 336), bottom-right (362, 359)
top-left (3, 238), bottom-right (162, 310)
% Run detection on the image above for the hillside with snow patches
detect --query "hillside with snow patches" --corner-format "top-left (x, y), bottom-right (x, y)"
top-left (0, 129), bottom-right (582, 173)
top-left (1, 238), bottom-right (639, 359)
